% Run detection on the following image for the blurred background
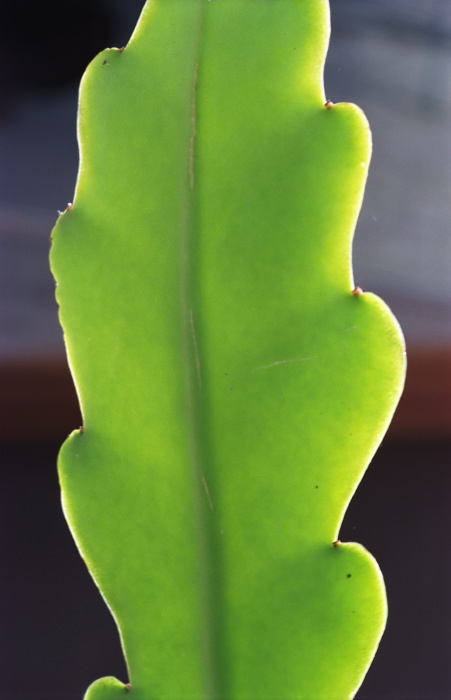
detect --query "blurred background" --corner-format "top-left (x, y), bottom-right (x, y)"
top-left (0, 0), bottom-right (450, 698)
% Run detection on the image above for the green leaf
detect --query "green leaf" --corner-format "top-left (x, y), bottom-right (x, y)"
top-left (50, 1), bottom-right (405, 698)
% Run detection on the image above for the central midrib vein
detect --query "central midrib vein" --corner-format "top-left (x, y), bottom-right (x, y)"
top-left (180, 3), bottom-right (228, 698)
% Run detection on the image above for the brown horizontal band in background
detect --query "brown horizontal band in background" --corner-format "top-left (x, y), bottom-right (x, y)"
top-left (0, 347), bottom-right (450, 443)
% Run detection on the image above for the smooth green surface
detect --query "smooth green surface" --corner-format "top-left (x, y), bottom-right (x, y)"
top-left (50, 1), bottom-right (406, 698)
